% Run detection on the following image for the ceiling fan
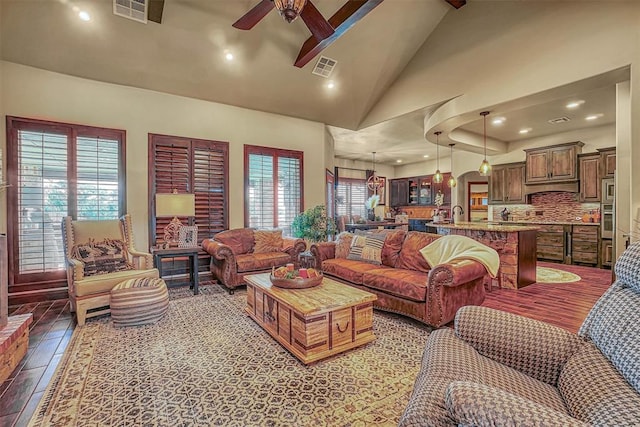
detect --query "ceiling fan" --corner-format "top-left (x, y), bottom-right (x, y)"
top-left (233, 0), bottom-right (335, 42)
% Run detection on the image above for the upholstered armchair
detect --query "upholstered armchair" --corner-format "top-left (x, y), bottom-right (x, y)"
top-left (399, 241), bottom-right (640, 426)
top-left (202, 228), bottom-right (306, 293)
top-left (61, 214), bottom-right (159, 326)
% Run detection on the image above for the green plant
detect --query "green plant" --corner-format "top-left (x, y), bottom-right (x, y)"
top-left (291, 205), bottom-right (336, 243)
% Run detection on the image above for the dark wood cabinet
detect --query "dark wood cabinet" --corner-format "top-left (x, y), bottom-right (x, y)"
top-left (571, 225), bottom-right (599, 266)
top-left (488, 163), bottom-right (525, 204)
top-left (601, 238), bottom-right (613, 268)
top-left (579, 153), bottom-right (601, 202)
top-left (598, 147), bottom-right (616, 178)
top-left (525, 142), bottom-right (583, 184)
top-left (389, 179), bottom-right (409, 207)
top-left (536, 224), bottom-right (566, 262)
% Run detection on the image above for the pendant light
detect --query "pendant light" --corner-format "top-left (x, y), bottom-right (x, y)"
top-left (478, 111), bottom-right (492, 176)
top-left (366, 151), bottom-right (383, 193)
top-left (448, 143), bottom-right (457, 188)
top-left (433, 131), bottom-right (443, 184)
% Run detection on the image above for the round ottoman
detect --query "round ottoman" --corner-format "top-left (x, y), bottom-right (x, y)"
top-left (110, 277), bottom-right (169, 327)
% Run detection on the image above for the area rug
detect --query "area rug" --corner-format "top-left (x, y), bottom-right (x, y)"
top-left (536, 266), bottom-right (582, 283)
top-left (29, 284), bottom-right (431, 427)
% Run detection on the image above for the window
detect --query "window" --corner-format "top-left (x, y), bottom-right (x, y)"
top-left (244, 146), bottom-right (303, 235)
top-left (6, 117), bottom-right (125, 291)
top-left (149, 134), bottom-right (228, 247)
top-left (336, 178), bottom-right (366, 219)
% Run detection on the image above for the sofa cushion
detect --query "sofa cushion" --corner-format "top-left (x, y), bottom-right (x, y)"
top-left (334, 232), bottom-right (354, 259)
top-left (72, 238), bottom-right (133, 277)
top-left (236, 252), bottom-right (290, 272)
top-left (74, 268), bottom-right (160, 297)
top-left (253, 230), bottom-right (283, 253)
top-left (363, 268), bottom-right (428, 302)
top-left (558, 342), bottom-right (640, 425)
top-left (399, 328), bottom-right (568, 427)
top-left (612, 239), bottom-right (640, 292)
top-left (215, 228), bottom-right (255, 255)
top-left (379, 229), bottom-right (406, 268)
top-left (322, 258), bottom-right (389, 285)
top-left (347, 232), bottom-right (386, 265)
top-left (396, 231), bottom-right (440, 272)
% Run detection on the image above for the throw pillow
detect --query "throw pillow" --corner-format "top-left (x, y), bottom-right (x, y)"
top-left (346, 232), bottom-right (386, 265)
top-left (254, 230), bottom-right (284, 253)
top-left (72, 238), bottom-right (134, 277)
top-left (334, 232), bottom-right (354, 259)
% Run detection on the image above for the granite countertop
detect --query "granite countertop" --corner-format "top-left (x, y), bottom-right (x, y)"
top-left (436, 221), bottom-right (540, 232)
top-left (493, 220), bottom-right (601, 226)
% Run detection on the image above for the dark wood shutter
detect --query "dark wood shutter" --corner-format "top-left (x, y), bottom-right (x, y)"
top-left (149, 134), bottom-right (228, 247)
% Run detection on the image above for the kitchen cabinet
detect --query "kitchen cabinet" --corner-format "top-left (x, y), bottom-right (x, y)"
top-left (389, 179), bottom-right (409, 207)
top-left (601, 238), bottom-right (613, 268)
top-left (598, 147), bottom-right (616, 178)
top-left (488, 163), bottom-right (526, 204)
top-left (536, 224), bottom-right (566, 262)
top-left (432, 173), bottom-right (451, 206)
top-left (578, 153), bottom-right (601, 202)
top-left (525, 142), bottom-right (584, 184)
top-left (571, 225), bottom-right (599, 266)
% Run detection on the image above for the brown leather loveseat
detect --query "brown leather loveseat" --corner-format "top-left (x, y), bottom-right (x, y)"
top-left (310, 230), bottom-right (488, 327)
top-left (202, 228), bottom-right (306, 293)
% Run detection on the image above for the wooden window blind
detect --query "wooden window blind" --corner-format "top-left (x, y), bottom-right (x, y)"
top-left (336, 178), bottom-right (366, 219)
top-left (148, 134), bottom-right (229, 247)
top-left (244, 145), bottom-right (303, 236)
top-left (6, 117), bottom-right (126, 292)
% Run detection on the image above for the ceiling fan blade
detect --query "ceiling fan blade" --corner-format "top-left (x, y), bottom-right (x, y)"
top-left (232, 0), bottom-right (275, 30)
top-left (300, 1), bottom-right (335, 41)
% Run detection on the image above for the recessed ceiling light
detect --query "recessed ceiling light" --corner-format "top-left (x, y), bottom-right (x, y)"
top-left (423, 154), bottom-right (429, 158)
top-left (224, 52), bottom-right (234, 61)
top-left (78, 11), bottom-right (91, 21)
top-left (566, 100), bottom-right (585, 109)
top-left (585, 114), bottom-right (603, 121)
top-left (326, 80), bottom-right (335, 89)
top-left (396, 159), bottom-right (402, 163)
top-left (519, 128), bottom-right (532, 134)
top-left (492, 117), bottom-right (506, 125)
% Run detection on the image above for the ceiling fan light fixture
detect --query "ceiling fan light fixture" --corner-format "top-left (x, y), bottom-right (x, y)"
top-left (478, 111), bottom-right (492, 177)
top-left (274, 0), bottom-right (307, 23)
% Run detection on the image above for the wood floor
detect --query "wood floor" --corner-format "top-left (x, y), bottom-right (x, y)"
top-left (0, 263), bottom-right (613, 426)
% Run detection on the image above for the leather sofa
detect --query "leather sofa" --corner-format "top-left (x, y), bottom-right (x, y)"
top-left (399, 240), bottom-right (640, 427)
top-left (202, 228), bottom-right (306, 293)
top-left (310, 230), bottom-right (488, 328)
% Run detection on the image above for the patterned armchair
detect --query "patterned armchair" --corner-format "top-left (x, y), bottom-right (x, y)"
top-left (400, 241), bottom-right (640, 426)
top-left (62, 214), bottom-right (159, 326)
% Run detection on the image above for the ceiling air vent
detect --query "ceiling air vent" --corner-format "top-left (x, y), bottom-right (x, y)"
top-left (114, 0), bottom-right (147, 24)
top-left (312, 56), bottom-right (337, 78)
top-left (548, 116), bottom-right (571, 124)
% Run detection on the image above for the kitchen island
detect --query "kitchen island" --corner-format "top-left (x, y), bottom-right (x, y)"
top-left (437, 221), bottom-right (539, 289)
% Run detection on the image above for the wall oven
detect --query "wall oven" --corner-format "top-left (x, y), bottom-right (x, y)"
top-left (601, 178), bottom-right (615, 239)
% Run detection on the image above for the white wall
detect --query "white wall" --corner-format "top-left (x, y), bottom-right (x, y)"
top-left (1, 61), bottom-right (328, 249)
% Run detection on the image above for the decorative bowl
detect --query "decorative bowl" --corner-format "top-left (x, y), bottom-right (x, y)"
top-left (269, 273), bottom-right (323, 289)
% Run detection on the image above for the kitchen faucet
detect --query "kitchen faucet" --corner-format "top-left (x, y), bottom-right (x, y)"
top-left (452, 205), bottom-right (464, 215)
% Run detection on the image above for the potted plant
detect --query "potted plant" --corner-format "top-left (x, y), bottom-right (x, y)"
top-left (365, 194), bottom-right (380, 221)
top-left (291, 205), bottom-right (336, 243)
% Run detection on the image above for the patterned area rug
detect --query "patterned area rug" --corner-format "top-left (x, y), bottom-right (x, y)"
top-left (29, 284), bottom-right (431, 426)
top-left (536, 266), bottom-right (582, 284)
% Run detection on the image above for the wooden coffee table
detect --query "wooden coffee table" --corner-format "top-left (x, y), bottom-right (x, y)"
top-left (244, 273), bottom-right (377, 364)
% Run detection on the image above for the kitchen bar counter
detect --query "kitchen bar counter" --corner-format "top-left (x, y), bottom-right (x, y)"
top-left (491, 220), bottom-right (600, 226)
top-left (436, 221), bottom-right (537, 289)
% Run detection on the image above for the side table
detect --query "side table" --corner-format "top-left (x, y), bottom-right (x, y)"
top-left (298, 250), bottom-right (316, 269)
top-left (151, 246), bottom-right (200, 295)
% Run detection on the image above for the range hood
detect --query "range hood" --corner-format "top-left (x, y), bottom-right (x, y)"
top-left (524, 181), bottom-right (580, 195)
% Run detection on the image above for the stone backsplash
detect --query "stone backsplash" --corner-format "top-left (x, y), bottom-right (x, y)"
top-left (492, 192), bottom-right (600, 223)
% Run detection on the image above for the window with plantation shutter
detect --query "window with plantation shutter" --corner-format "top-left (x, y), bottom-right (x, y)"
top-left (6, 117), bottom-right (126, 294)
top-left (336, 178), bottom-right (366, 219)
top-left (244, 145), bottom-right (303, 236)
top-left (149, 134), bottom-right (228, 248)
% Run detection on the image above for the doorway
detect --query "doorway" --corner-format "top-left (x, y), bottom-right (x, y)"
top-left (468, 182), bottom-right (489, 222)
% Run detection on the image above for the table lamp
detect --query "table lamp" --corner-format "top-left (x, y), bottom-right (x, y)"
top-left (155, 191), bottom-right (195, 247)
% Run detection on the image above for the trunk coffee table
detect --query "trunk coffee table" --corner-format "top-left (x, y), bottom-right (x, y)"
top-left (244, 273), bottom-right (377, 364)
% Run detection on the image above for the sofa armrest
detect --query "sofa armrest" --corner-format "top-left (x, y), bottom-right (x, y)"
top-left (310, 242), bottom-right (336, 269)
top-left (67, 258), bottom-right (85, 282)
top-left (454, 306), bottom-right (584, 386)
top-left (429, 259), bottom-right (487, 288)
top-left (128, 249), bottom-right (153, 270)
top-left (283, 237), bottom-right (306, 261)
top-left (202, 239), bottom-right (236, 262)
top-left (445, 381), bottom-right (588, 427)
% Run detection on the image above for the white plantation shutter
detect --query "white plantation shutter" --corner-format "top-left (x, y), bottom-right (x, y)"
top-left (245, 146), bottom-right (303, 235)
top-left (336, 178), bottom-right (366, 219)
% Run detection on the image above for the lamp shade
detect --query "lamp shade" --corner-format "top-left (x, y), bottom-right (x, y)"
top-left (156, 193), bottom-right (195, 217)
